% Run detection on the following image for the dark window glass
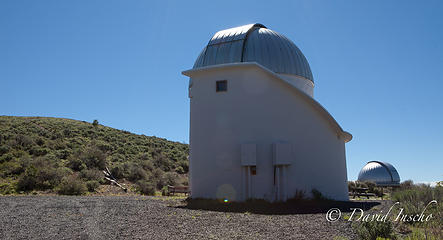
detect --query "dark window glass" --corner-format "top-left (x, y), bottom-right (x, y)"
top-left (250, 166), bottom-right (257, 175)
top-left (216, 80), bottom-right (227, 92)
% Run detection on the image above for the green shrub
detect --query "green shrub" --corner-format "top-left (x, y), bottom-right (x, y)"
top-left (63, 129), bottom-right (71, 137)
top-left (373, 188), bottom-right (384, 197)
top-left (141, 160), bottom-right (154, 171)
top-left (0, 160), bottom-right (23, 177)
top-left (110, 164), bottom-right (125, 179)
top-left (293, 189), bottom-right (305, 200)
top-left (35, 137), bottom-right (45, 146)
top-left (153, 155), bottom-right (172, 171)
top-left (164, 172), bottom-right (178, 186)
top-left (175, 166), bottom-right (185, 174)
top-left (356, 181), bottom-right (368, 188)
top-left (16, 157), bottom-right (65, 191)
top-left (80, 169), bottom-right (103, 181)
top-left (348, 181), bottom-right (356, 191)
top-left (67, 156), bottom-right (86, 171)
top-left (400, 180), bottom-right (414, 190)
top-left (15, 134), bottom-right (34, 149)
top-left (29, 147), bottom-right (49, 156)
top-left (0, 182), bottom-right (16, 195)
top-left (150, 168), bottom-right (166, 189)
top-left (391, 185), bottom-right (442, 228)
top-left (16, 166), bottom-right (38, 191)
top-left (127, 164), bottom-right (148, 181)
top-left (0, 145), bottom-right (10, 155)
top-left (86, 180), bottom-right (100, 192)
top-left (80, 146), bottom-right (107, 169)
top-left (55, 149), bottom-right (71, 159)
top-left (58, 176), bottom-right (87, 195)
top-left (311, 189), bottom-right (325, 200)
top-left (96, 141), bottom-right (112, 152)
top-left (0, 153), bottom-right (14, 163)
top-left (404, 227), bottom-right (441, 240)
top-left (136, 180), bottom-right (156, 195)
top-left (363, 181), bottom-right (376, 193)
top-left (92, 119), bottom-right (99, 127)
top-left (353, 221), bottom-right (396, 240)
top-left (161, 186), bottom-right (169, 196)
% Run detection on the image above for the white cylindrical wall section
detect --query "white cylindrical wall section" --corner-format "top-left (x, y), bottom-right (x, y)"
top-left (278, 73), bottom-right (314, 97)
top-left (187, 65), bottom-right (349, 201)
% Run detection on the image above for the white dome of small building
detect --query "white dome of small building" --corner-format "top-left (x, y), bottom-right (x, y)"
top-left (358, 161), bottom-right (400, 186)
top-left (192, 24), bottom-right (315, 97)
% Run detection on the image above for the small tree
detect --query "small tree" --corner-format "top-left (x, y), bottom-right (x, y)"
top-left (92, 119), bottom-right (99, 127)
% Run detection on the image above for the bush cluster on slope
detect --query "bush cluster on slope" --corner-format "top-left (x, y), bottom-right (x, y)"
top-left (0, 116), bottom-right (189, 195)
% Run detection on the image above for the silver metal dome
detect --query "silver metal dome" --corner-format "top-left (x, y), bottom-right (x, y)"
top-left (358, 161), bottom-right (400, 186)
top-left (193, 23), bottom-right (314, 82)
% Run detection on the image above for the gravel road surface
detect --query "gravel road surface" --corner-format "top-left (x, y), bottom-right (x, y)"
top-left (0, 196), bottom-right (360, 240)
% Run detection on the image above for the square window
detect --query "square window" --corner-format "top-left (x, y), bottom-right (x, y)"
top-left (216, 80), bottom-right (227, 92)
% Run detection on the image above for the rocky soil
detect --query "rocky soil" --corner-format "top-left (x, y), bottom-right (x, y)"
top-left (0, 196), bottom-right (363, 240)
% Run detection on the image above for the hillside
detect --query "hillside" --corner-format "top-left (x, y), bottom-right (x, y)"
top-left (0, 116), bottom-right (189, 195)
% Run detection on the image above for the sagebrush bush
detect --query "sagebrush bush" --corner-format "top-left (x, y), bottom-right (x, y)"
top-left (16, 157), bottom-right (65, 191)
top-left (136, 180), bottom-right (156, 195)
top-left (16, 167), bottom-right (38, 191)
top-left (141, 160), bottom-right (154, 171)
top-left (80, 169), bottom-right (103, 181)
top-left (127, 164), bottom-right (148, 181)
top-left (29, 147), bottom-right (49, 156)
top-left (164, 172), bottom-right (178, 186)
top-left (86, 180), bottom-right (100, 192)
top-left (0, 160), bottom-right (23, 178)
top-left (391, 184), bottom-right (442, 228)
top-left (110, 164), bottom-right (125, 179)
top-left (79, 146), bottom-right (107, 169)
top-left (150, 168), bottom-right (166, 189)
top-left (0, 182), bottom-right (15, 195)
top-left (0, 145), bottom-right (10, 155)
top-left (0, 153), bottom-right (14, 164)
top-left (58, 176), bottom-right (87, 195)
top-left (399, 180), bottom-right (414, 190)
top-left (67, 156), bottom-right (86, 171)
top-left (353, 221), bottom-right (396, 240)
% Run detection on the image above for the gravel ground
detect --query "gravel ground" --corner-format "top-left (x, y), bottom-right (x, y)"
top-left (0, 196), bottom-right (361, 240)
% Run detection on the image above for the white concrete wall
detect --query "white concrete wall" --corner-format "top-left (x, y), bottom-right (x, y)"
top-left (188, 65), bottom-right (349, 201)
top-left (278, 73), bottom-right (314, 97)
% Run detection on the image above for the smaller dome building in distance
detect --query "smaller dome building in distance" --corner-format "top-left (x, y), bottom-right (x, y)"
top-left (358, 161), bottom-right (400, 187)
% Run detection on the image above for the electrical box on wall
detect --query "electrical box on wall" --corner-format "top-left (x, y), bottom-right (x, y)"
top-left (273, 143), bottom-right (292, 166)
top-left (241, 143), bottom-right (256, 166)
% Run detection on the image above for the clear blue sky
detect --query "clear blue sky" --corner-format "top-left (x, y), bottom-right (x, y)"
top-left (1, 0), bottom-right (442, 183)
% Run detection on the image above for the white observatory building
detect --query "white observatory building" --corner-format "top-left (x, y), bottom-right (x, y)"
top-left (182, 24), bottom-right (352, 202)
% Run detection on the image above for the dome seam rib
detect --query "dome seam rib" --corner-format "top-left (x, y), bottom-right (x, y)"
top-left (240, 24), bottom-right (266, 62)
top-left (368, 161), bottom-right (395, 183)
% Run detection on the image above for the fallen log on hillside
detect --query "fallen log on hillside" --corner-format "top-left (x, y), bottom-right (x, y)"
top-left (103, 167), bottom-right (127, 192)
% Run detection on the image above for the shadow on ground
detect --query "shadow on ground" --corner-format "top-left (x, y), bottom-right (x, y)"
top-left (175, 198), bottom-right (381, 215)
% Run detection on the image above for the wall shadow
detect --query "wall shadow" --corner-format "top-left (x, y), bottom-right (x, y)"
top-left (174, 198), bottom-right (381, 215)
